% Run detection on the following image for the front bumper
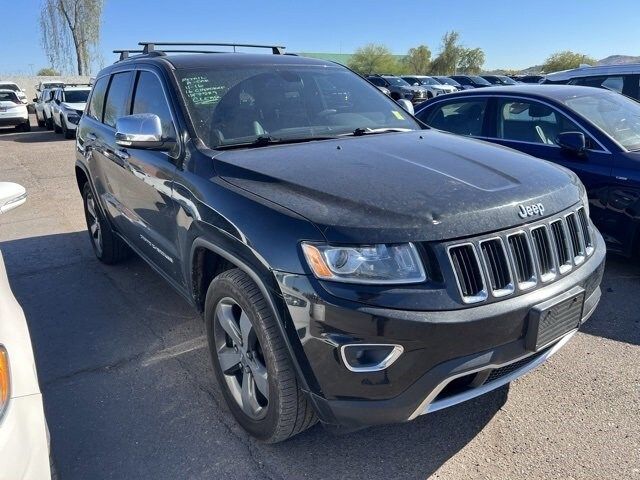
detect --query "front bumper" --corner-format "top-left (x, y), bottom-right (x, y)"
top-left (275, 230), bottom-right (605, 429)
top-left (0, 394), bottom-right (50, 480)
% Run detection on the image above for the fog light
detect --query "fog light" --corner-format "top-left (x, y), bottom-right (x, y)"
top-left (340, 344), bottom-right (403, 372)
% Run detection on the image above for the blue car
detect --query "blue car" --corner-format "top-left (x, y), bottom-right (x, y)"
top-left (416, 85), bottom-right (640, 256)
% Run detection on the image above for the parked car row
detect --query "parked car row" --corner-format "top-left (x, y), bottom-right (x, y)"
top-left (33, 83), bottom-right (91, 137)
top-left (366, 74), bottom-right (462, 104)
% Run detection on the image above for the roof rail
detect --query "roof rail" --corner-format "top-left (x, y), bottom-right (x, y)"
top-left (139, 41), bottom-right (285, 55)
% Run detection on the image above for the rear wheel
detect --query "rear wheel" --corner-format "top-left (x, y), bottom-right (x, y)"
top-left (45, 115), bottom-right (53, 130)
top-left (205, 269), bottom-right (317, 443)
top-left (36, 114), bottom-right (45, 128)
top-left (82, 182), bottom-right (129, 264)
top-left (53, 117), bottom-right (62, 133)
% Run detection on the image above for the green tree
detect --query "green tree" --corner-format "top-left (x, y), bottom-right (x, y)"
top-left (40, 0), bottom-right (104, 75)
top-left (430, 31), bottom-right (486, 75)
top-left (458, 48), bottom-right (485, 74)
top-left (348, 44), bottom-right (399, 75)
top-left (403, 45), bottom-right (431, 75)
top-left (36, 67), bottom-right (61, 76)
top-left (542, 51), bottom-right (597, 73)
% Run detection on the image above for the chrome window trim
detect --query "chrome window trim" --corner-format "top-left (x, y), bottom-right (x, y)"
top-left (447, 243), bottom-right (488, 304)
top-left (340, 344), bottom-right (404, 373)
top-left (478, 237), bottom-right (515, 297)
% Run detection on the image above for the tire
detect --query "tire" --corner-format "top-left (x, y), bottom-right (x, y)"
top-left (36, 114), bottom-right (45, 128)
top-left (205, 269), bottom-right (317, 443)
top-left (62, 117), bottom-right (74, 139)
top-left (53, 117), bottom-right (62, 133)
top-left (45, 115), bottom-right (53, 130)
top-left (21, 120), bottom-right (31, 132)
top-left (81, 182), bottom-right (130, 264)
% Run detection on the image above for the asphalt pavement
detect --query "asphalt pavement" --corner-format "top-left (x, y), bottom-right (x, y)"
top-left (0, 118), bottom-right (638, 479)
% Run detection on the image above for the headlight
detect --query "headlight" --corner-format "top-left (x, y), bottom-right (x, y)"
top-left (0, 346), bottom-right (9, 419)
top-left (301, 243), bottom-right (426, 284)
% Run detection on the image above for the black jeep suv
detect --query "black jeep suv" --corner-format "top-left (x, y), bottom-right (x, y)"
top-left (75, 42), bottom-right (605, 443)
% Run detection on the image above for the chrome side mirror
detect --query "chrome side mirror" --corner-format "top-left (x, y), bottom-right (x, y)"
top-left (396, 99), bottom-right (415, 115)
top-left (115, 114), bottom-right (170, 150)
top-left (0, 182), bottom-right (27, 214)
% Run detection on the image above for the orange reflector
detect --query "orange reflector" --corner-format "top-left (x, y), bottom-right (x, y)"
top-left (301, 244), bottom-right (333, 279)
top-left (0, 347), bottom-right (9, 410)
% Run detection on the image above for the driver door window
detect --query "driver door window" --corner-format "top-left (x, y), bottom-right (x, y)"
top-left (496, 99), bottom-right (591, 147)
top-left (131, 71), bottom-right (176, 139)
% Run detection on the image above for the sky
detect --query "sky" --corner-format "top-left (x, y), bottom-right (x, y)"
top-left (2, 0), bottom-right (639, 75)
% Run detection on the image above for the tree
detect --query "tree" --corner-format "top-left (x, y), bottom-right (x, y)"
top-left (403, 45), bottom-right (431, 75)
top-left (542, 51), bottom-right (597, 73)
top-left (37, 67), bottom-right (61, 76)
top-left (348, 44), bottom-right (399, 76)
top-left (430, 31), bottom-right (486, 75)
top-left (40, 0), bottom-right (104, 75)
top-left (458, 48), bottom-right (485, 75)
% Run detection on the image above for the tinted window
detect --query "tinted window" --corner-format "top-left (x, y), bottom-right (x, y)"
top-left (368, 77), bottom-right (385, 87)
top-left (103, 72), bottom-right (133, 127)
top-left (132, 71), bottom-right (175, 138)
top-left (0, 91), bottom-right (19, 103)
top-left (63, 90), bottom-right (90, 103)
top-left (87, 77), bottom-right (108, 121)
top-left (0, 83), bottom-right (20, 91)
top-left (496, 99), bottom-right (584, 145)
top-left (420, 99), bottom-right (487, 136)
top-left (570, 75), bottom-right (624, 93)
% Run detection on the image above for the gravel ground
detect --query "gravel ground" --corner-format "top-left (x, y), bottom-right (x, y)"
top-left (0, 117), bottom-right (638, 480)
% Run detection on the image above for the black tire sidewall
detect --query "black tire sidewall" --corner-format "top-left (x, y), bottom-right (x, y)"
top-left (205, 272), bottom-right (282, 441)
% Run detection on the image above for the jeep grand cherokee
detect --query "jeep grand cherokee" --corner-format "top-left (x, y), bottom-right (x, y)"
top-left (74, 42), bottom-right (605, 443)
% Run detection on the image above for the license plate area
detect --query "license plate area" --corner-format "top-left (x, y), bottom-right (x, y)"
top-left (526, 287), bottom-right (585, 351)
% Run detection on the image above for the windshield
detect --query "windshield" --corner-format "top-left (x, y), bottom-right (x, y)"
top-left (565, 91), bottom-right (640, 150)
top-left (64, 90), bottom-right (90, 103)
top-left (469, 76), bottom-right (492, 86)
top-left (436, 77), bottom-right (461, 87)
top-left (383, 76), bottom-right (411, 87)
top-left (0, 84), bottom-right (19, 91)
top-left (419, 77), bottom-right (440, 86)
top-left (498, 76), bottom-right (518, 85)
top-left (177, 65), bottom-right (421, 149)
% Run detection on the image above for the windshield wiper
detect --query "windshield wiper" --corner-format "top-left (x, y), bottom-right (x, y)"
top-left (216, 134), bottom-right (339, 150)
top-left (346, 127), bottom-right (413, 137)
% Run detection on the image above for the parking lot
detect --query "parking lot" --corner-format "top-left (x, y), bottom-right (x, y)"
top-left (0, 118), bottom-right (638, 479)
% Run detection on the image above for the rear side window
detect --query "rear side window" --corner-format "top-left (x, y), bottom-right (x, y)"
top-left (0, 91), bottom-right (19, 103)
top-left (132, 71), bottom-right (176, 138)
top-left (87, 77), bottom-right (109, 121)
top-left (570, 75), bottom-right (624, 94)
top-left (103, 72), bottom-right (133, 128)
top-left (420, 99), bottom-right (488, 136)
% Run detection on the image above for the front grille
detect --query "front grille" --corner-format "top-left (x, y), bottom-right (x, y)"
top-left (448, 244), bottom-right (486, 302)
top-left (531, 226), bottom-right (554, 280)
top-left (446, 204), bottom-right (594, 303)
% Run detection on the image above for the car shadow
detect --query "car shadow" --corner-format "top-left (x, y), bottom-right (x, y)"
top-left (0, 231), bottom-right (508, 479)
top-left (0, 129), bottom-right (71, 143)
top-left (579, 255), bottom-right (640, 346)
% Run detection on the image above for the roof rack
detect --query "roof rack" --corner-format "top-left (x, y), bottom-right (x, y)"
top-left (139, 41), bottom-right (285, 55)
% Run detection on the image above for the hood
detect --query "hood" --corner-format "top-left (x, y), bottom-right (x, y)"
top-left (62, 102), bottom-right (86, 111)
top-left (214, 130), bottom-right (583, 243)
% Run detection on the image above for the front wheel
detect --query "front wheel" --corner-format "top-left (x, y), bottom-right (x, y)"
top-left (62, 118), bottom-right (74, 139)
top-left (205, 269), bottom-right (317, 443)
top-left (53, 117), bottom-right (62, 133)
top-left (81, 183), bottom-right (130, 264)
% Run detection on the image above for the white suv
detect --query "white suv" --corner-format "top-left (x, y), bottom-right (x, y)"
top-left (51, 85), bottom-right (91, 138)
top-left (0, 82), bottom-right (27, 104)
top-left (0, 90), bottom-right (30, 132)
top-left (543, 63), bottom-right (640, 100)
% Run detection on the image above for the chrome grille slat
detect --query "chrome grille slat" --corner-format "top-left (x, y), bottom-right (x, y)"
top-left (446, 205), bottom-right (594, 304)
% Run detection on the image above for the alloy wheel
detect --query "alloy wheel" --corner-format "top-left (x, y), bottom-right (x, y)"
top-left (85, 191), bottom-right (103, 257)
top-left (214, 297), bottom-right (269, 420)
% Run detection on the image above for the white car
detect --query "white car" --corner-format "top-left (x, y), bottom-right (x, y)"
top-left (402, 76), bottom-right (457, 98)
top-left (34, 89), bottom-right (56, 129)
top-left (0, 183), bottom-right (52, 480)
top-left (0, 82), bottom-right (27, 104)
top-left (50, 85), bottom-right (90, 138)
top-left (0, 90), bottom-right (30, 132)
